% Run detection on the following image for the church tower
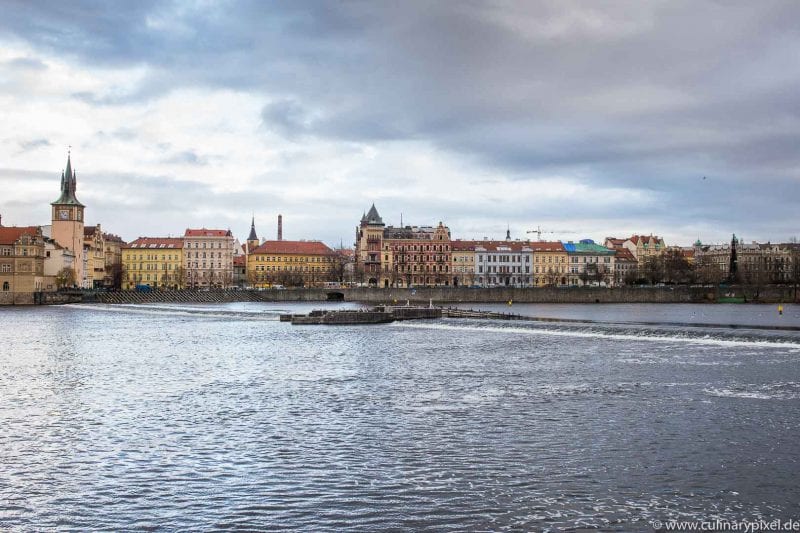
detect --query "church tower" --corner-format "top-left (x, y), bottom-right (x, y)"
top-left (246, 216), bottom-right (259, 251)
top-left (51, 151), bottom-right (85, 285)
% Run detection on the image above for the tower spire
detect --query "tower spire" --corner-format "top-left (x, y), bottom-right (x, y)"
top-left (247, 214), bottom-right (258, 242)
top-left (52, 150), bottom-right (84, 207)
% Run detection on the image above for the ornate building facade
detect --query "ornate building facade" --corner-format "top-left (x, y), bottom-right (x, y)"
top-left (0, 226), bottom-right (48, 303)
top-left (355, 204), bottom-right (452, 287)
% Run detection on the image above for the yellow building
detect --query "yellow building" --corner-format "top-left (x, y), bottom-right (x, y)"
top-left (122, 237), bottom-right (185, 290)
top-left (451, 240), bottom-right (477, 287)
top-left (532, 241), bottom-right (569, 286)
top-left (247, 240), bottom-right (337, 287)
top-left (84, 224), bottom-right (106, 289)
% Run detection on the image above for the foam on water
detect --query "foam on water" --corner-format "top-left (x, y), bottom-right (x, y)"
top-left (395, 320), bottom-right (800, 350)
top-left (704, 382), bottom-right (800, 400)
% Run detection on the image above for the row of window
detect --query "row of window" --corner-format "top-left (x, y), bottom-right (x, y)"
top-left (254, 265), bottom-right (329, 272)
top-left (187, 241), bottom-right (230, 249)
top-left (477, 255), bottom-right (531, 263)
top-left (253, 256), bottom-right (332, 263)
top-left (393, 264), bottom-right (450, 273)
top-left (391, 255), bottom-right (449, 262)
top-left (477, 266), bottom-right (530, 274)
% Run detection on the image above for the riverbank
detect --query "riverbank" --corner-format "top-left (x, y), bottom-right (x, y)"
top-left (2, 285), bottom-right (796, 306)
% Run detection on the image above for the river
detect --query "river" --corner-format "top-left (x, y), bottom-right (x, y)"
top-left (1, 302), bottom-right (799, 531)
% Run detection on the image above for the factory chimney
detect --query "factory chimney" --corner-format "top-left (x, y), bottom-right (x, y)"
top-left (277, 214), bottom-right (283, 241)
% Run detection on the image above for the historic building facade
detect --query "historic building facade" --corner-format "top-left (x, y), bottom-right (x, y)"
top-left (247, 240), bottom-right (337, 287)
top-left (451, 240), bottom-right (477, 287)
top-left (474, 241), bottom-right (533, 287)
top-left (355, 204), bottom-right (452, 287)
top-left (0, 226), bottom-right (48, 303)
top-left (183, 229), bottom-right (235, 288)
top-left (531, 241), bottom-right (568, 287)
top-left (564, 241), bottom-right (616, 286)
top-left (122, 237), bottom-right (185, 290)
top-left (50, 153), bottom-right (85, 285)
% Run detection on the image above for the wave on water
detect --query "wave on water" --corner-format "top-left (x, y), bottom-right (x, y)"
top-left (395, 321), bottom-right (800, 349)
top-left (704, 382), bottom-right (800, 400)
top-left (65, 303), bottom-right (283, 321)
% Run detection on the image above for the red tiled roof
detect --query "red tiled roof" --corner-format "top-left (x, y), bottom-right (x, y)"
top-left (472, 240), bottom-right (534, 252)
top-left (530, 241), bottom-right (565, 252)
top-left (124, 237), bottom-right (184, 249)
top-left (614, 248), bottom-right (637, 262)
top-left (0, 226), bottom-right (39, 245)
top-left (251, 240), bottom-right (334, 255)
top-left (233, 255), bottom-right (246, 266)
top-left (628, 235), bottom-right (664, 245)
top-left (451, 240), bottom-right (481, 251)
top-left (185, 228), bottom-right (232, 237)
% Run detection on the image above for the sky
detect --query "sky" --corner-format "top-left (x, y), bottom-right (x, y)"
top-left (1, 1), bottom-right (799, 247)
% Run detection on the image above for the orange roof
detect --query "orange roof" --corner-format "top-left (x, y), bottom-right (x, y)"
top-left (529, 241), bottom-right (565, 252)
top-left (184, 228), bottom-right (232, 237)
top-left (472, 240), bottom-right (534, 252)
top-left (124, 237), bottom-right (184, 249)
top-left (614, 248), bottom-right (637, 262)
top-left (233, 255), bottom-right (246, 266)
top-left (628, 234), bottom-right (664, 245)
top-left (251, 240), bottom-right (334, 255)
top-left (0, 226), bottom-right (39, 245)
top-left (451, 240), bottom-right (481, 251)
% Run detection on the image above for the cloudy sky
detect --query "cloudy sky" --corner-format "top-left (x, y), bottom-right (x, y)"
top-left (1, 1), bottom-right (798, 246)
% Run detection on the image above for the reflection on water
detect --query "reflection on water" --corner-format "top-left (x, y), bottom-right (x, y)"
top-left (1, 302), bottom-right (799, 531)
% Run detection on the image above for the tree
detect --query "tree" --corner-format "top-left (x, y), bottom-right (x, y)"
top-left (55, 267), bottom-right (77, 289)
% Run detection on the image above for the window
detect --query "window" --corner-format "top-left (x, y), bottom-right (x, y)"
top-left (2, 281), bottom-right (9, 291)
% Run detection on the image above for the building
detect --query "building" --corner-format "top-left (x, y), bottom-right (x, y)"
top-left (451, 240), bottom-right (477, 287)
top-left (84, 225), bottom-right (106, 289)
top-left (694, 236), bottom-right (800, 285)
top-left (122, 237), bottom-right (185, 290)
top-left (355, 204), bottom-right (453, 287)
top-left (0, 226), bottom-right (49, 303)
top-left (617, 234), bottom-right (666, 267)
top-left (50, 153), bottom-right (85, 285)
top-left (247, 240), bottom-right (337, 287)
top-left (183, 228), bottom-right (235, 288)
top-left (531, 241), bottom-right (568, 287)
top-left (612, 248), bottom-right (637, 285)
top-left (103, 232), bottom-right (126, 289)
top-left (564, 240), bottom-right (616, 286)
top-left (44, 238), bottom-right (76, 289)
top-left (474, 241), bottom-right (533, 287)
top-left (233, 255), bottom-right (247, 287)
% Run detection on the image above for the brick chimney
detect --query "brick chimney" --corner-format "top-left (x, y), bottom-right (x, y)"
top-left (277, 214), bottom-right (283, 241)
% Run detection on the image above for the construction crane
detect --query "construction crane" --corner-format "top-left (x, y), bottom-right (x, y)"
top-left (526, 226), bottom-right (578, 240)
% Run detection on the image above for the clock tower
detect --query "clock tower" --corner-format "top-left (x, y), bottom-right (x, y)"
top-left (51, 152), bottom-right (85, 286)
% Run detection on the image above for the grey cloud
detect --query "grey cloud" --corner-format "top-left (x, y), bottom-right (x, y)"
top-left (162, 150), bottom-right (208, 166)
top-left (17, 138), bottom-right (51, 153)
top-left (2, 1), bottom-right (799, 243)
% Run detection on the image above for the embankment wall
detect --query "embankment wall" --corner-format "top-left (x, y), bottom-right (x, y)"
top-left (2, 285), bottom-right (796, 306)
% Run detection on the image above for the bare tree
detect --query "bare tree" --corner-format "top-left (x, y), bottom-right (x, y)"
top-left (55, 267), bottom-right (77, 289)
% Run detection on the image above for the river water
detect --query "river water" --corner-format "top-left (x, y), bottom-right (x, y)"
top-left (1, 302), bottom-right (799, 531)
